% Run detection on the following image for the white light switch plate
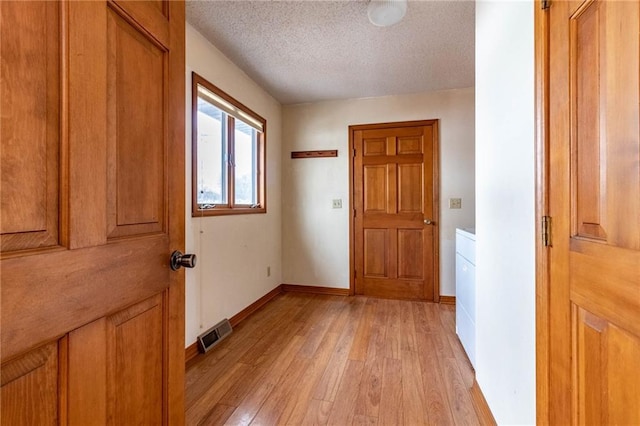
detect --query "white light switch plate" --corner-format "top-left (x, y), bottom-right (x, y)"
top-left (449, 198), bottom-right (462, 209)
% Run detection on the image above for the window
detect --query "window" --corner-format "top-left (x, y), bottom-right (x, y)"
top-left (192, 72), bottom-right (266, 216)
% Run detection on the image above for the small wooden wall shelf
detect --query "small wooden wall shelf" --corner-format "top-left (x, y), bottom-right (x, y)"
top-left (291, 150), bottom-right (338, 159)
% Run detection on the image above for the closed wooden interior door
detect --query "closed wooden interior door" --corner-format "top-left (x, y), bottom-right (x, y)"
top-left (545, 0), bottom-right (640, 423)
top-left (351, 121), bottom-right (439, 301)
top-left (0, 1), bottom-right (185, 424)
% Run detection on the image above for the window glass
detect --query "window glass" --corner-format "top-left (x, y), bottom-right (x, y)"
top-left (234, 119), bottom-right (258, 205)
top-left (196, 96), bottom-right (227, 206)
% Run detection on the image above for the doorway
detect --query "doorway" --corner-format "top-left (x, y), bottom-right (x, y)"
top-left (349, 120), bottom-right (439, 301)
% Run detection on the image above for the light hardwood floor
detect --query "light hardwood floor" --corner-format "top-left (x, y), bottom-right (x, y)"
top-left (186, 292), bottom-right (489, 425)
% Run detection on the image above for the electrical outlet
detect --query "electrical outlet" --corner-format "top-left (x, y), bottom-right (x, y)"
top-left (449, 198), bottom-right (462, 209)
top-left (332, 199), bottom-right (342, 209)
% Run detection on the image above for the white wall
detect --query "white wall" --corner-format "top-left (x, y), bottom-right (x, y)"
top-left (475, 1), bottom-right (536, 424)
top-left (185, 24), bottom-right (283, 347)
top-left (282, 89), bottom-right (475, 296)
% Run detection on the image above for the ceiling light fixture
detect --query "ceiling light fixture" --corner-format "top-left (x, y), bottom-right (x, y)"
top-left (367, 0), bottom-right (408, 27)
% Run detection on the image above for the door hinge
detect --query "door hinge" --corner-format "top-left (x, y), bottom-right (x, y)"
top-left (542, 216), bottom-right (552, 247)
top-left (541, 0), bottom-right (550, 10)
top-left (352, 148), bottom-right (356, 157)
top-left (353, 209), bottom-right (356, 218)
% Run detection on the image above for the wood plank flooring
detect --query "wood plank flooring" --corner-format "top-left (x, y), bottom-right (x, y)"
top-left (186, 292), bottom-right (489, 425)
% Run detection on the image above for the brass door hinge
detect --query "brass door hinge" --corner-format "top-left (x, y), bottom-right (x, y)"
top-left (542, 216), bottom-right (552, 247)
top-left (541, 0), bottom-right (550, 10)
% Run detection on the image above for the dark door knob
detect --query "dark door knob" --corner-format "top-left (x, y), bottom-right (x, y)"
top-left (170, 250), bottom-right (197, 271)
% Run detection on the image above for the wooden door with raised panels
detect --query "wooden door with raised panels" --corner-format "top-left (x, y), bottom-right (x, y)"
top-left (546, 0), bottom-right (640, 423)
top-left (351, 121), bottom-right (439, 301)
top-left (0, 1), bottom-right (185, 424)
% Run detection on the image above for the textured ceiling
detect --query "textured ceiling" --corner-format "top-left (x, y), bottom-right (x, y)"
top-left (186, 1), bottom-right (475, 105)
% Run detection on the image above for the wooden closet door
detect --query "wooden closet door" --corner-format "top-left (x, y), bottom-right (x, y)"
top-left (0, 1), bottom-right (185, 424)
top-left (352, 121), bottom-right (439, 301)
top-left (544, 0), bottom-right (640, 423)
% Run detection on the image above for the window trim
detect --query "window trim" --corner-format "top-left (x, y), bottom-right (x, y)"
top-left (191, 72), bottom-right (267, 217)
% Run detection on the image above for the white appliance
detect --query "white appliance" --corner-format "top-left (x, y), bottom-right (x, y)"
top-left (456, 228), bottom-right (476, 368)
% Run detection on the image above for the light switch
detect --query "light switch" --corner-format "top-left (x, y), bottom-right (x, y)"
top-left (332, 199), bottom-right (342, 209)
top-left (449, 198), bottom-right (462, 209)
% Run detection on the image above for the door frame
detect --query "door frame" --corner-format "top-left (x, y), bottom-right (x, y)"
top-left (534, 0), bottom-right (551, 423)
top-left (348, 119), bottom-right (440, 301)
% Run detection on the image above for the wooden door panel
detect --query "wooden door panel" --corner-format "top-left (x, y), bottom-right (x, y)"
top-left (108, 294), bottom-right (164, 424)
top-left (397, 164), bottom-right (423, 213)
top-left (0, 342), bottom-right (59, 425)
top-left (592, 0), bottom-right (640, 251)
top-left (397, 136), bottom-right (423, 155)
top-left (397, 229), bottom-right (423, 279)
top-left (362, 278), bottom-right (425, 300)
top-left (363, 165), bottom-right (387, 213)
top-left (361, 126), bottom-right (424, 140)
top-left (574, 307), bottom-right (640, 425)
top-left (570, 0), bottom-right (640, 246)
top-left (363, 138), bottom-right (387, 156)
top-left (107, 6), bottom-right (167, 239)
top-left (572, 0), bottom-right (605, 241)
top-left (113, 0), bottom-right (170, 47)
top-left (570, 240), bottom-right (640, 339)
top-left (0, 1), bottom-right (60, 253)
top-left (364, 229), bottom-right (388, 278)
top-left (66, 293), bottom-right (167, 425)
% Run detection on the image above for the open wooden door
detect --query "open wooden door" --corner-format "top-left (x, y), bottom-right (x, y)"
top-left (538, 0), bottom-right (640, 423)
top-left (0, 1), bottom-right (185, 424)
top-left (351, 120), bottom-right (439, 301)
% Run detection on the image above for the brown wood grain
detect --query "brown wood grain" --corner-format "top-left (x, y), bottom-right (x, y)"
top-left (470, 379), bottom-right (497, 426)
top-left (401, 349), bottom-right (429, 425)
top-left (67, 0), bottom-right (108, 250)
top-left (291, 150), bottom-right (338, 159)
top-left (534, 0), bottom-right (551, 422)
top-left (67, 318), bottom-right (107, 425)
top-left (165, 1), bottom-right (186, 424)
top-left (1, 0), bottom-right (185, 423)
top-left (0, 343), bottom-right (59, 425)
top-left (281, 283), bottom-right (350, 296)
top-left (107, 294), bottom-right (164, 425)
top-left (299, 399), bottom-right (333, 425)
top-left (541, 0), bottom-right (640, 424)
top-left (186, 293), bottom-right (489, 425)
top-left (1, 236), bottom-right (170, 360)
top-left (230, 285), bottom-right (284, 327)
top-left (185, 342), bottom-right (199, 364)
top-left (199, 403), bottom-right (236, 426)
top-left (106, 6), bottom-right (166, 239)
top-left (0, 1), bottom-right (60, 254)
top-left (351, 120), bottom-right (439, 301)
top-left (112, 0), bottom-right (170, 47)
top-left (439, 295), bottom-right (456, 305)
